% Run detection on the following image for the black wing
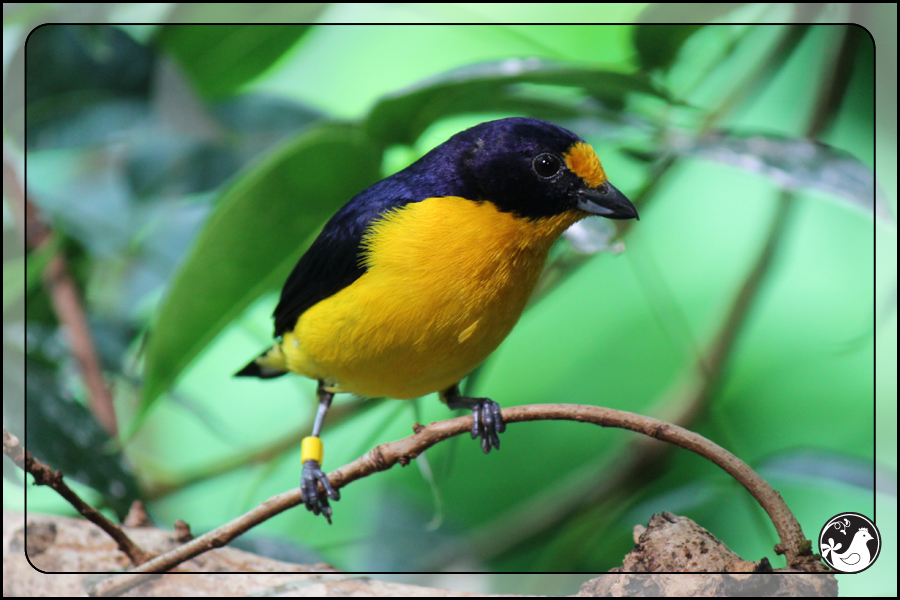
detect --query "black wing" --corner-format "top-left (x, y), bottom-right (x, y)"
top-left (271, 178), bottom-right (422, 337)
top-left (272, 207), bottom-right (370, 337)
top-left (271, 132), bottom-right (481, 337)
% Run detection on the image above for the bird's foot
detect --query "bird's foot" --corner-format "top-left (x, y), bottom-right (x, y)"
top-left (301, 459), bottom-right (340, 524)
top-left (447, 396), bottom-right (506, 454)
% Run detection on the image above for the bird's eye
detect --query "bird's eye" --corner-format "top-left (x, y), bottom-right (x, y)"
top-left (533, 153), bottom-right (562, 178)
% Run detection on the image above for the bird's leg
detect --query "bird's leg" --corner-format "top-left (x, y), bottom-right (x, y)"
top-left (439, 383), bottom-right (506, 454)
top-left (300, 380), bottom-right (340, 523)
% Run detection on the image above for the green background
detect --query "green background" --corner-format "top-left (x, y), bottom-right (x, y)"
top-left (3, 4), bottom-right (895, 596)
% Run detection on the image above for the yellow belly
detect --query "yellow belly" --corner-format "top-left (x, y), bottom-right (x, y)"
top-left (280, 197), bottom-right (585, 398)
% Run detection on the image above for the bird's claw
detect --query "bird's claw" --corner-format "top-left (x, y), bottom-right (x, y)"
top-left (442, 386), bottom-right (506, 454)
top-left (301, 459), bottom-right (340, 524)
top-left (469, 398), bottom-right (505, 454)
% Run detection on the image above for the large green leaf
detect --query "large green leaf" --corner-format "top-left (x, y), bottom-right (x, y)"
top-left (141, 123), bottom-right (382, 413)
top-left (366, 59), bottom-right (668, 147)
top-left (685, 130), bottom-right (888, 219)
top-left (156, 24), bottom-right (316, 99)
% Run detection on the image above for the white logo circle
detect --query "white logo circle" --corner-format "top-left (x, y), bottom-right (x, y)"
top-left (819, 512), bottom-right (881, 573)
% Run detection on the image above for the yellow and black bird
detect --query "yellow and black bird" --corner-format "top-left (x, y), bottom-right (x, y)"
top-left (237, 117), bottom-right (638, 522)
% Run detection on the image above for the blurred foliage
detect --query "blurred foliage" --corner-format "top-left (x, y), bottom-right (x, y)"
top-left (158, 24), bottom-right (317, 99)
top-left (26, 361), bottom-right (140, 519)
top-left (141, 122), bottom-right (382, 416)
top-left (364, 59), bottom-right (667, 146)
top-left (3, 5), bottom-right (895, 597)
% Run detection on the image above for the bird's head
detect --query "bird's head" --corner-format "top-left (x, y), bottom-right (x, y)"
top-left (445, 117), bottom-right (638, 221)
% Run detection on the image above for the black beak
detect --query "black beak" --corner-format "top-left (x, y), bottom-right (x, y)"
top-left (575, 182), bottom-right (639, 220)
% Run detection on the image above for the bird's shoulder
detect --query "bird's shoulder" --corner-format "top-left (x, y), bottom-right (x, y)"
top-left (272, 159), bottom-right (472, 337)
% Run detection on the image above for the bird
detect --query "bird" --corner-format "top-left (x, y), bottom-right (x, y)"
top-left (824, 527), bottom-right (875, 572)
top-left (236, 117), bottom-right (638, 523)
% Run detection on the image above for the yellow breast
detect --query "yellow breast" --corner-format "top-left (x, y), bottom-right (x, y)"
top-left (280, 197), bottom-right (585, 399)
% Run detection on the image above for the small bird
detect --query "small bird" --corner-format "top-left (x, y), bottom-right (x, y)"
top-left (237, 117), bottom-right (638, 522)
top-left (824, 527), bottom-right (875, 572)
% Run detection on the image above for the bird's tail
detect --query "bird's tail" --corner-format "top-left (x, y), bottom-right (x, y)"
top-left (235, 345), bottom-right (289, 379)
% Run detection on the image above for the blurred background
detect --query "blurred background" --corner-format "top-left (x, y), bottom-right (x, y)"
top-left (3, 4), bottom-right (895, 596)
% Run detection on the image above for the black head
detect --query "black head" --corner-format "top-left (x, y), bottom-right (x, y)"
top-left (426, 117), bottom-right (637, 220)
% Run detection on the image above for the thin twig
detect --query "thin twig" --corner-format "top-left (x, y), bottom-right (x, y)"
top-left (3, 147), bottom-right (119, 435)
top-left (89, 403), bottom-right (818, 596)
top-left (2, 428), bottom-right (148, 565)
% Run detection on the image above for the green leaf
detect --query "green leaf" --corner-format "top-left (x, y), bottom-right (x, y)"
top-left (758, 449), bottom-right (875, 492)
top-left (683, 130), bottom-right (889, 219)
top-left (140, 123), bottom-right (382, 414)
top-left (633, 5), bottom-right (746, 73)
top-left (156, 24), bottom-right (315, 99)
top-left (633, 24), bottom-right (704, 72)
top-left (366, 58), bottom-right (667, 147)
top-left (26, 361), bottom-right (141, 520)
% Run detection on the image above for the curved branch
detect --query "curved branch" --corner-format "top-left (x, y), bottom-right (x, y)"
top-left (99, 403), bottom-right (814, 591)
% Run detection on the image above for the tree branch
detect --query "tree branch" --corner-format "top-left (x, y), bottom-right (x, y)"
top-left (93, 403), bottom-right (817, 593)
top-left (2, 428), bottom-right (148, 565)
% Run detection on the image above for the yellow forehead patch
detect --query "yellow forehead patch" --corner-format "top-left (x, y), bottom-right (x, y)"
top-left (564, 142), bottom-right (607, 188)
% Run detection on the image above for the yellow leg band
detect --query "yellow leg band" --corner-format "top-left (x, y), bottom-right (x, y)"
top-left (301, 436), bottom-right (324, 464)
